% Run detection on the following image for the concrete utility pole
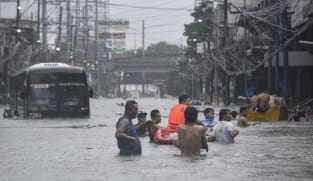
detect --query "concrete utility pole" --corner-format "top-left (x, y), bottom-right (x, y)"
top-left (95, 0), bottom-right (98, 63)
top-left (37, 0), bottom-right (40, 39)
top-left (41, 0), bottom-right (48, 61)
top-left (66, 0), bottom-right (71, 60)
top-left (42, 0), bottom-right (47, 47)
top-left (16, 0), bottom-right (21, 33)
top-left (84, 0), bottom-right (89, 61)
top-left (243, 0), bottom-right (248, 101)
top-left (70, 16), bottom-right (74, 62)
top-left (282, 9), bottom-right (289, 103)
top-left (142, 20), bottom-right (145, 57)
top-left (223, 0), bottom-right (230, 105)
top-left (74, 0), bottom-right (80, 49)
top-left (57, 6), bottom-right (63, 52)
top-left (275, 15), bottom-right (280, 94)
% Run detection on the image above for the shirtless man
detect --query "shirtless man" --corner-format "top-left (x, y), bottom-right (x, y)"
top-left (148, 109), bottom-right (162, 142)
top-left (250, 90), bottom-right (270, 112)
top-left (175, 107), bottom-right (208, 156)
top-left (237, 107), bottom-right (255, 127)
top-left (135, 112), bottom-right (152, 137)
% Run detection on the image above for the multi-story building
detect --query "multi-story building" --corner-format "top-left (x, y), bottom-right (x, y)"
top-left (250, 0), bottom-right (313, 103)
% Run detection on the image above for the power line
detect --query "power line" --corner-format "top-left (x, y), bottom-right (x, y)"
top-left (108, 3), bottom-right (192, 11)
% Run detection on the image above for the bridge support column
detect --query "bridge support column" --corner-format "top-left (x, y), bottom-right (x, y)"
top-left (141, 72), bottom-right (145, 96)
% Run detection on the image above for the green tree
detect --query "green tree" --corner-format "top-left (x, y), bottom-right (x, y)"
top-left (184, 1), bottom-right (214, 58)
top-left (145, 41), bottom-right (181, 56)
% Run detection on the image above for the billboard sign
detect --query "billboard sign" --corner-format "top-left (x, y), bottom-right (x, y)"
top-left (105, 39), bottom-right (113, 49)
top-left (113, 33), bottom-right (126, 39)
top-left (99, 32), bottom-right (112, 39)
top-left (98, 19), bottom-right (129, 30)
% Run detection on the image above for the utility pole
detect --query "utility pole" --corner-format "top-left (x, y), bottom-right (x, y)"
top-left (275, 14), bottom-right (280, 94)
top-left (37, 0), bottom-right (40, 40)
top-left (223, 0), bottom-right (230, 105)
top-left (243, 0), bottom-right (248, 101)
top-left (84, 0), bottom-right (89, 61)
top-left (95, 0), bottom-right (98, 63)
top-left (282, 8), bottom-right (289, 103)
top-left (134, 28), bottom-right (137, 55)
top-left (57, 6), bottom-right (63, 57)
top-left (74, 0), bottom-right (80, 49)
top-left (142, 20), bottom-right (145, 57)
top-left (70, 16), bottom-right (74, 63)
top-left (42, 0), bottom-right (47, 47)
top-left (42, 0), bottom-right (47, 61)
top-left (16, 0), bottom-right (21, 34)
top-left (66, 0), bottom-right (71, 61)
top-left (94, 0), bottom-right (99, 96)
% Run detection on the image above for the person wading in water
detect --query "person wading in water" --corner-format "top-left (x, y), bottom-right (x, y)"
top-left (115, 100), bottom-right (141, 155)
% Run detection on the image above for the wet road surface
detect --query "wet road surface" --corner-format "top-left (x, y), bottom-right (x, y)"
top-left (0, 98), bottom-right (313, 181)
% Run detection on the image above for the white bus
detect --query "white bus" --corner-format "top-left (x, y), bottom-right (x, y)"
top-left (9, 63), bottom-right (91, 118)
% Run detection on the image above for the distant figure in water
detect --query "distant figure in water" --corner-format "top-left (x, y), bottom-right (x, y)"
top-left (269, 92), bottom-right (287, 107)
top-left (175, 107), bottom-right (208, 156)
top-left (3, 109), bottom-right (12, 118)
top-left (237, 107), bottom-right (255, 127)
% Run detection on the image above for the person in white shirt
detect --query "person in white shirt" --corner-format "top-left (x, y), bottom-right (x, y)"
top-left (208, 109), bottom-right (239, 144)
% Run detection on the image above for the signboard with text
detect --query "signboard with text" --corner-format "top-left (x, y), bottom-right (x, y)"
top-left (98, 19), bottom-right (129, 30)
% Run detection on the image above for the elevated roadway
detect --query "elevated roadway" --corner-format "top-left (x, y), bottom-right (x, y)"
top-left (108, 56), bottom-right (178, 73)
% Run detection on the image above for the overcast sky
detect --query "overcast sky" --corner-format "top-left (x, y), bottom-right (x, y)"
top-left (0, 0), bottom-right (251, 50)
top-left (109, 0), bottom-right (195, 50)
top-left (109, 0), bottom-right (250, 49)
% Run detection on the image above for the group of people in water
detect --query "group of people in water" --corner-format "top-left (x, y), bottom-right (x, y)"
top-left (115, 94), bottom-right (254, 156)
top-left (250, 89), bottom-right (287, 113)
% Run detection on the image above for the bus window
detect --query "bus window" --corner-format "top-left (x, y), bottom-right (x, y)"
top-left (28, 72), bottom-right (57, 111)
top-left (58, 73), bottom-right (89, 111)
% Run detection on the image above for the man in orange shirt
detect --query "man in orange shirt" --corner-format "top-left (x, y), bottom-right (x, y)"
top-left (165, 94), bottom-right (191, 133)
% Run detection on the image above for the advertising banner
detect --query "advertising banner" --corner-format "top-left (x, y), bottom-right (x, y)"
top-left (112, 39), bottom-right (126, 58)
top-left (98, 19), bottom-right (129, 30)
top-left (113, 33), bottom-right (126, 39)
top-left (99, 32), bottom-right (112, 39)
top-left (105, 39), bottom-right (113, 49)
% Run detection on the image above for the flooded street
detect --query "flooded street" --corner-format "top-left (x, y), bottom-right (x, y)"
top-left (0, 98), bottom-right (313, 181)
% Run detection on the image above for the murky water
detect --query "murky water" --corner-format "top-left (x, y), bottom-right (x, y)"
top-left (0, 98), bottom-right (313, 181)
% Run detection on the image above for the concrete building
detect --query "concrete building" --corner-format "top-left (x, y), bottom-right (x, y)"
top-left (250, 0), bottom-right (313, 102)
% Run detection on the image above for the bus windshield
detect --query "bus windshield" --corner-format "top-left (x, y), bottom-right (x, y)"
top-left (28, 72), bottom-right (88, 112)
